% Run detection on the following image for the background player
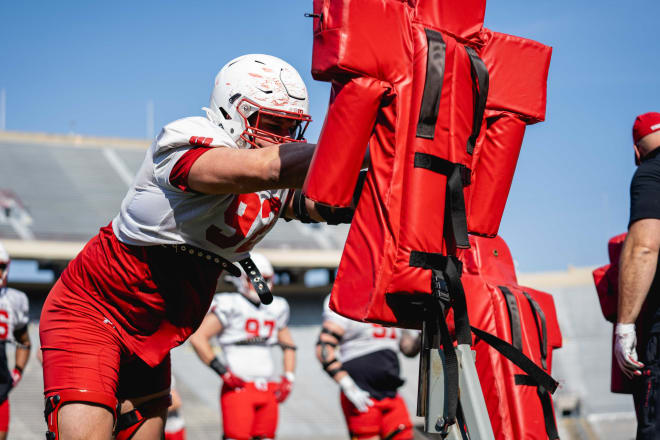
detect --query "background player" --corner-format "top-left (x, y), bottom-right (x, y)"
top-left (0, 243), bottom-right (31, 440)
top-left (316, 294), bottom-right (420, 440)
top-left (164, 375), bottom-right (186, 440)
top-left (39, 54), bottom-right (355, 440)
top-left (189, 253), bottom-right (295, 440)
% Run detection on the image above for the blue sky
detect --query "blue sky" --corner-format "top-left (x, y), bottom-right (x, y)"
top-left (1, 1), bottom-right (659, 272)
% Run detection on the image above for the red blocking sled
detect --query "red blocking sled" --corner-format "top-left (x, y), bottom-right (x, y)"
top-left (450, 236), bottom-right (563, 439)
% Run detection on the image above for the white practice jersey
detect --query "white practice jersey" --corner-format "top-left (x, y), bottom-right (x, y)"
top-left (0, 287), bottom-right (29, 344)
top-left (322, 295), bottom-right (401, 363)
top-left (210, 292), bottom-right (289, 381)
top-left (112, 116), bottom-right (290, 262)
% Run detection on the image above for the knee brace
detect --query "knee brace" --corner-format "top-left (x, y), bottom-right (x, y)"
top-left (44, 391), bottom-right (118, 440)
top-left (115, 394), bottom-right (172, 440)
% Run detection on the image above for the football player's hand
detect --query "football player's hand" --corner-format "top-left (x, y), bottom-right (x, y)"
top-left (274, 373), bottom-right (294, 403)
top-left (11, 368), bottom-right (22, 387)
top-left (221, 370), bottom-right (245, 389)
top-left (339, 375), bottom-right (373, 413)
top-left (615, 323), bottom-right (644, 379)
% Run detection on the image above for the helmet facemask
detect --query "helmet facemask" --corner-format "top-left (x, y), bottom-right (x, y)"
top-left (237, 98), bottom-right (311, 148)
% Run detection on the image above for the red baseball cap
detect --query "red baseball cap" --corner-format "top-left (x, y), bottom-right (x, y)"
top-left (633, 112), bottom-right (660, 144)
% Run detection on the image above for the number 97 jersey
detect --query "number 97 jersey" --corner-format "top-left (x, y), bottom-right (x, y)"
top-left (0, 288), bottom-right (29, 343)
top-left (210, 293), bottom-right (290, 381)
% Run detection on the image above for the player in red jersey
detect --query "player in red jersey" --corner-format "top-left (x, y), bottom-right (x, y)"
top-left (190, 253), bottom-right (295, 440)
top-left (0, 243), bottom-right (31, 440)
top-left (39, 54), bottom-right (355, 440)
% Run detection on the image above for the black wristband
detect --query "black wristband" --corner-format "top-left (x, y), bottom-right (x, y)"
top-left (209, 357), bottom-right (227, 376)
top-left (315, 204), bottom-right (354, 225)
top-left (293, 189), bottom-right (317, 224)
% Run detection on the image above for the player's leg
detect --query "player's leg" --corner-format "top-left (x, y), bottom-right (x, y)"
top-left (250, 382), bottom-right (278, 440)
top-left (379, 395), bottom-right (413, 440)
top-left (221, 382), bottom-right (257, 440)
top-left (41, 280), bottom-right (122, 440)
top-left (0, 398), bottom-right (9, 440)
top-left (340, 393), bottom-right (381, 440)
top-left (115, 354), bottom-right (172, 440)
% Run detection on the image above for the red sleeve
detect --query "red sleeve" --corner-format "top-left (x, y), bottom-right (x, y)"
top-left (169, 147), bottom-right (213, 192)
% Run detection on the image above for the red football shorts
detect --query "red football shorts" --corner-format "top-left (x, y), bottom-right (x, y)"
top-left (340, 393), bottom-right (413, 440)
top-left (220, 381), bottom-right (278, 439)
top-left (164, 428), bottom-right (186, 440)
top-left (40, 279), bottom-right (171, 411)
top-left (0, 399), bottom-right (9, 432)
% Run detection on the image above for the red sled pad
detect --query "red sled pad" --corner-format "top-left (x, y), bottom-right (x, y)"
top-left (328, 24), bottom-right (487, 326)
top-left (479, 29), bottom-right (552, 123)
top-left (592, 233), bottom-right (625, 323)
top-left (413, 0), bottom-right (486, 43)
top-left (445, 236), bottom-right (562, 438)
top-left (455, 281), bottom-right (561, 438)
top-left (310, 0), bottom-right (413, 82)
top-left (465, 31), bottom-right (552, 237)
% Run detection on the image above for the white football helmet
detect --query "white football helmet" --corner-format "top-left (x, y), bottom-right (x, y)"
top-left (0, 243), bottom-right (9, 289)
top-left (204, 54), bottom-right (311, 149)
top-left (232, 252), bottom-right (275, 302)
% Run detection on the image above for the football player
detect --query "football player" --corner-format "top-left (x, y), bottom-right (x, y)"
top-left (316, 295), bottom-right (420, 440)
top-left (39, 54), bottom-right (356, 440)
top-left (0, 243), bottom-right (31, 440)
top-left (189, 253), bottom-right (295, 440)
top-left (164, 376), bottom-right (185, 440)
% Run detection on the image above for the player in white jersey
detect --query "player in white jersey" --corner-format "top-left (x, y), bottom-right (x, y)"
top-left (190, 253), bottom-right (295, 440)
top-left (316, 295), bottom-right (420, 440)
top-left (0, 243), bottom-right (31, 440)
top-left (40, 54), bottom-right (359, 440)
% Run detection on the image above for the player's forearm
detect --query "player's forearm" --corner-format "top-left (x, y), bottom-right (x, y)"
top-left (15, 347), bottom-right (30, 371)
top-left (268, 142), bottom-right (316, 189)
top-left (283, 348), bottom-right (296, 374)
top-left (618, 243), bottom-right (659, 323)
top-left (188, 143), bottom-right (315, 194)
top-left (189, 336), bottom-right (216, 365)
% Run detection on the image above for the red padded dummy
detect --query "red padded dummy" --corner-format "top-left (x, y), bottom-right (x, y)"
top-left (592, 233), bottom-right (632, 394)
top-left (455, 236), bottom-right (562, 439)
top-left (467, 30), bottom-right (552, 237)
top-left (304, 0), bottom-right (550, 328)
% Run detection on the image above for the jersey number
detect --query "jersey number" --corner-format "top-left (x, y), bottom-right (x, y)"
top-left (0, 310), bottom-right (9, 340)
top-left (372, 324), bottom-right (396, 339)
top-left (206, 194), bottom-right (282, 252)
top-left (245, 318), bottom-right (276, 338)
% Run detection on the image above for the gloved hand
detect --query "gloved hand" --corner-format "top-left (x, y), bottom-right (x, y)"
top-left (221, 370), bottom-right (246, 389)
top-left (614, 323), bottom-right (645, 379)
top-left (339, 375), bottom-right (374, 413)
top-left (274, 372), bottom-right (294, 403)
top-left (10, 368), bottom-right (21, 387)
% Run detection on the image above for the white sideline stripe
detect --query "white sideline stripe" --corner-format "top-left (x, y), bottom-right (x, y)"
top-left (586, 411), bottom-right (636, 423)
top-left (103, 148), bottom-right (134, 187)
top-left (8, 217), bottom-right (34, 240)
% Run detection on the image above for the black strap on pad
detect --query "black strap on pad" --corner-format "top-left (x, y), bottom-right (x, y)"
top-left (522, 291), bottom-right (549, 370)
top-left (515, 375), bottom-right (559, 439)
top-left (410, 251), bottom-right (472, 429)
top-left (413, 153), bottom-right (470, 249)
top-left (417, 29), bottom-right (447, 139)
top-left (471, 326), bottom-right (558, 393)
top-left (238, 257), bottom-right (273, 305)
top-left (464, 45), bottom-right (489, 154)
top-left (498, 286), bottom-right (523, 351)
